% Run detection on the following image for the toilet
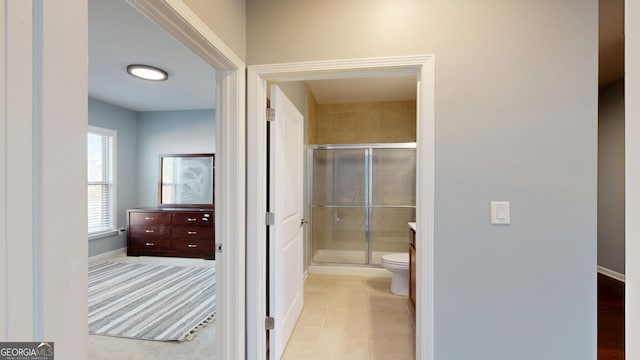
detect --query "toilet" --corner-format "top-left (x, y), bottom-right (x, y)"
top-left (380, 253), bottom-right (410, 296)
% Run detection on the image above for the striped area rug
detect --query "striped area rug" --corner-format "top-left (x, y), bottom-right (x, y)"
top-left (88, 262), bottom-right (216, 342)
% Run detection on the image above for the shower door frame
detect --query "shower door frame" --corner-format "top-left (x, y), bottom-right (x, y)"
top-left (309, 142), bottom-right (417, 267)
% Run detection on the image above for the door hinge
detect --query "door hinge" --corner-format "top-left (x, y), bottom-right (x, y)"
top-left (266, 212), bottom-right (275, 226)
top-left (265, 316), bottom-right (275, 330)
top-left (266, 108), bottom-right (275, 122)
top-left (216, 243), bottom-right (223, 253)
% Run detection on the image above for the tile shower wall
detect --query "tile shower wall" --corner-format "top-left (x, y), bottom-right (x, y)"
top-left (312, 101), bottom-right (416, 144)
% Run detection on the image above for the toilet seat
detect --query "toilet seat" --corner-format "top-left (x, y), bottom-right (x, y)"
top-left (381, 253), bottom-right (409, 266)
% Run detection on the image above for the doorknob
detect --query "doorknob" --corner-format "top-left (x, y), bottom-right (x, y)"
top-left (300, 218), bottom-right (309, 226)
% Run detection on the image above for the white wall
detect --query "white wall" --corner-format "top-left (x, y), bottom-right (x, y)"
top-left (136, 109), bottom-right (216, 206)
top-left (247, 1), bottom-right (598, 358)
top-left (598, 80), bottom-right (625, 275)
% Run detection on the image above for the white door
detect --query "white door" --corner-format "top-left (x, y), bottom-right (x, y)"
top-left (268, 84), bottom-right (305, 360)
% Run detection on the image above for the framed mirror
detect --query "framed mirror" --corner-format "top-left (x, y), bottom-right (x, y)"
top-left (159, 153), bottom-right (215, 208)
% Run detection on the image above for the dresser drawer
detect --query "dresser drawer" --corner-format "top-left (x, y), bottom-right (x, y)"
top-left (172, 239), bottom-right (214, 252)
top-left (172, 212), bottom-right (214, 225)
top-left (127, 207), bottom-right (215, 260)
top-left (129, 238), bottom-right (171, 250)
top-left (129, 225), bottom-right (170, 238)
top-left (172, 226), bottom-right (214, 239)
top-left (129, 212), bottom-right (171, 225)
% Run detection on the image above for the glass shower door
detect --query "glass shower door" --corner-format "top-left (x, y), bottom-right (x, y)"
top-left (369, 148), bottom-right (416, 264)
top-left (311, 149), bottom-right (368, 264)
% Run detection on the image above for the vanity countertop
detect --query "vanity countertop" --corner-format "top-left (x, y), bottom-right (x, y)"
top-left (408, 222), bottom-right (416, 232)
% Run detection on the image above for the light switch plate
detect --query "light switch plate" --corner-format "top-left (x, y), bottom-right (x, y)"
top-left (490, 201), bottom-right (510, 225)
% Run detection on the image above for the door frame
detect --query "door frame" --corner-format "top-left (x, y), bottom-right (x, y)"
top-left (247, 55), bottom-right (435, 360)
top-left (128, 1), bottom-right (247, 359)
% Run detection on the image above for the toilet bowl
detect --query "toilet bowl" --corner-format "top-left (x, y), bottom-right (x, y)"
top-left (380, 253), bottom-right (410, 296)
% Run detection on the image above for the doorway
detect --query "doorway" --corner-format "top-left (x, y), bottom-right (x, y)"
top-left (126, 2), bottom-right (246, 359)
top-left (247, 55), bottom-right (435, 360)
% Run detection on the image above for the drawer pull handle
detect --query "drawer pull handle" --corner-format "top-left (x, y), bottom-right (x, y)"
top-left (201, 218), bottom-right (209, 221)
top-left (188, 244), bottom-right (197, 248)
top-left (145, 217), bottom-right (154, 220)
top-left (188, 231), bottom-right (197, 235)
top-left (145, 229), bottom-right (154, 233)
top-left (187, 218), bottom-right (197, 222)
top-left (145, 242), bottom-right (155, 246)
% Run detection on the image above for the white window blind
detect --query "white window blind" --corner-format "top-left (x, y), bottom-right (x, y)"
top-left (88, 126), bottom-right (116, 236)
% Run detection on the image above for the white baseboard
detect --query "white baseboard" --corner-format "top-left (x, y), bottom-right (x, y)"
top-left (308, 265), bottom-right (391, 278)
top-left (89, 247), bottom-right (126, 263)
top-left (303, 270), bottom-right (309, 282)
top-left (598, 265), bottom-right (626, 282)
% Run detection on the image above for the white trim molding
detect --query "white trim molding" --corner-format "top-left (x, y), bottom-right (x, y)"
top-left (247, 55), bottom-right (435, 360)
top-left (128, 0), bottom-right (243, 70)
top-left (4, 0), bottom-right (35, 340)
top-left (0, 0), bottom-right (5, 340)
top-left (627, 1), bottom-right (640, 359)
top-left (597, 266), bottom-right (626, 282)
top-left (1, 0), bottom-right (89, 353)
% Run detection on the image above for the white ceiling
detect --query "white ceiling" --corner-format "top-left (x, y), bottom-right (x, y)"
top-left (306, 75), bottom-right (417, 104)
top-left (90, 0), bottom-right (623, 112)
top-left (88, 0), bottom-right (216, 112)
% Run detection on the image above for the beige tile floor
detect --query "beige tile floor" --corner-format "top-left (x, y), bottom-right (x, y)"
top-left (88, 252), bottom-right (216, 360)
top-left (282, 274), bottom-right (416, 360)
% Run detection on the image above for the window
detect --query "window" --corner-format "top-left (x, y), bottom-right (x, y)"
top-left (87, 126), bottom-right (116, 236)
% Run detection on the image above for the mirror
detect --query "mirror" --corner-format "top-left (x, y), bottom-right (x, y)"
top-left (159, 153), bottom-right (214, 208)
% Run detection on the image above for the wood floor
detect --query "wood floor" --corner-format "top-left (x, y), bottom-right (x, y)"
top-left (598, 273), bottom-right (624, 360)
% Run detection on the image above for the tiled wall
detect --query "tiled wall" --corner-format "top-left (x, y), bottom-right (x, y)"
top-left (311, 100), bottom-right (416, 144)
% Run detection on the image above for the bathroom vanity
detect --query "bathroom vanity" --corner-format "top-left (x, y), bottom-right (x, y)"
top-left (409, 222), bottom-right (416, 310)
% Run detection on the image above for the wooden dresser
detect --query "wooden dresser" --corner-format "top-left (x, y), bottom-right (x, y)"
top-left (127, 208), bottom-right (215, 260)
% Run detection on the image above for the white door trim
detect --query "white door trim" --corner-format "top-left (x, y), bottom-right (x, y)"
top-left (1, 0), bottom-right (36, 340)
top-left (2, 0), bottom-right (89, 351)
top-left (247, 55), bottom-right (435, 360)
top-left (128, 1), bottom-right (246, 359)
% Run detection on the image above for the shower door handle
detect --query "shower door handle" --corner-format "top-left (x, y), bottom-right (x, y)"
top-left (300, 218), bottom-right (309, 227)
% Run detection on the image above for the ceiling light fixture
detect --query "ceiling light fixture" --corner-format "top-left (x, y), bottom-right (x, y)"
top-left (126, 64), bottom-right (168, 81)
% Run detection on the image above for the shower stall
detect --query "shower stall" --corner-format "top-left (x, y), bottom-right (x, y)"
top-left (309, 143), bottom-right (416, 266)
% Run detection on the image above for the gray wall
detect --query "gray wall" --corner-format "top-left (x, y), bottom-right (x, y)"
top-left (598, 80), bottom-right (625, 274)
top-left (88, 98), bottom-right (138, 257)
top-left (136, 109), bottom-right (216, 207)
top-left (247, 1), bottom-right (598, 359)
top-left (182, 0), bottom-right (246, 61)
